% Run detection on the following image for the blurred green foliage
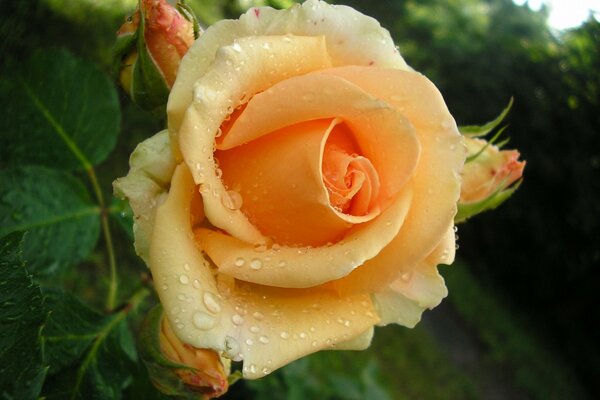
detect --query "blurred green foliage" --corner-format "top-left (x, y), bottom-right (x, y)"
top-left (0, 0), bottom-right (598, 398)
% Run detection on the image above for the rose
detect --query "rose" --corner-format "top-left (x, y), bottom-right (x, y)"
top-left (114, 0), bottom-right (465, 380)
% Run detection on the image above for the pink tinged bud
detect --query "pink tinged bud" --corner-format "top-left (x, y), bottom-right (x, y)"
top-left (460, 137), bottom-right (526, 203)
top-left (142, 0), bottom-right (195, 87)
top-left (115, 0), bottom-right (198, 110)
top-left (139, 306), bottom-right (230, 399)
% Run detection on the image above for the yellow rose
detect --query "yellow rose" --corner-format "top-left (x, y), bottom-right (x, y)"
top-left (114, 0), bottom-right (464, 379)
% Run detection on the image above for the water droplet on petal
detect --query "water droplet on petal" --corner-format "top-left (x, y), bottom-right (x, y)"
top-left (183, 263), bottom-right (190, 271)
top-left (252, 311), bottom-right (264, 320)
top-left (280, 331), bottom-right (289, 339)
top-left (203, 292), bottom-right (221, 313)
top-left (234, 257), bottom-right (245, 267)
top-left (249, 325), bottom-right (260, 333)
top-left (179, 275), bottom-right (189, 284)
top-left (401, 271), bottom-right (412, 282)
top-left (259, 335), bottom-right (269, 344)
top-left (232, 314), bottom-right (245, 325)
top-left (193, 312), bottom-right (216, 330)
top-left (250, 259), bottom-right (263, 270)
top-left (245, 338), bottom-right (254, 346)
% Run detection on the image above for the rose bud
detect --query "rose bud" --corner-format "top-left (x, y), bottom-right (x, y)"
top-left (115, 0), bottom-right (199, 110)
top-left (455, 99), bottom-right (525, 222)
top-left (139, 305), bottom-right (230, 398)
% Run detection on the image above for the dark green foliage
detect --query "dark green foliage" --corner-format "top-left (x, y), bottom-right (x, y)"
top-left (0, 232), bottom-right (48, 400)
top-left (0, 49), bottom-right (120, 170)
top-left (0, 166), bottom-right (100, 278)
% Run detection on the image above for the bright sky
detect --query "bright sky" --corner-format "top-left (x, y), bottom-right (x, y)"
top-left (513, 0), bottom-right (600, 29)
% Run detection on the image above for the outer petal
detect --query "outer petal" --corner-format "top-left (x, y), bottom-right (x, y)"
top-left (150, 163), bottom-right (380, 379)
top-left (372, 224), bottom-right (455, 328)
top-left (113, 131), bottom-right (176, 263)
top-left (178, 35), bottom-right (332, 244)
top-left (168, 0), bottom-right (409, 149)
top-left (327, 66), bottom-right (465, 294)
top-left (196, 185), bottom-right (412, 288)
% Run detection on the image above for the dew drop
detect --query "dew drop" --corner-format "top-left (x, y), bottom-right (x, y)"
top-left (250, 258), bottom-right (263, 270)
top-left (252, 311), bottom-right (264, 320)
top-left (401, 271), bottom-right (412, 281)
top-left (179, 275), bottom-right (189, 285)
top-left (231, 42), bottom-right (242, 52)
top-left (183, 263), bottom-right (190, 271)
top-left (277, 260), bottom-right (286, 267)
top-left (309, 326), bottom-right (316, 333)
top-left (253, 243), bottom-right (268, 252)
top-left (245, 338), bottom-right (254, 346)
top-left (170, 306), bottom-right (181, 315)
top-left (232, 314), bottom-right (245, 325)
top-left (280, 331), bottom-right (289, 339)
top-left (162, 284), bottom-right (169, 291)
top-left (193, 279), bottom-right (201, 289)
top-left (259, 335), bottom-right (270, 344)
top-left (193, 312), bottom-right (216, 330)
top-left (249, 364), bottom-right (257, 374)
top-left (234, 257), bottom-right (245, 267)
top-left (249, 325), bottom-right (260, 333)
top-left (299, 332), bottom-right (307, 339)
top-left (311, 340), bottom-right (318, 347)
top-left (203, 292), bottom-right (222, 313)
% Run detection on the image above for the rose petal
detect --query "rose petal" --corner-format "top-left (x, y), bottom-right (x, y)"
top-left (219, 72), bottom-right (420, 209)
top-left (178, 35), bottom-right (333, 244)
top-left (371, 225), bottom-right (454, 328)
top-left (217, 119), bottom-right (360, 246)
top-left (196, 185), bottom-right (412, 288)
top-left (168, 0), bottom-right (409, 152)
top-left (324, 66), bottom-right (465, 294)
top-left (113, 130), bottom-right (176, 263)
top-left (151, 163), bottom-right (380, 379)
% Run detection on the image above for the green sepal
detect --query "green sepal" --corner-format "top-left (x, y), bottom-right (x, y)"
top-left (459, 97), bottom-right (513, 137)
top-left (455, 179), bottom-right (522, 223)
top-left (113, 29), bottom-right (138, 77)
top-left (138, 305), bottom-right (203, 399)
top-left (177, 0), bottom-right (202, 39)
top-left (130, 0), bottom-right (171, 111)
top-left (465, 125), bottom-right (509, 163)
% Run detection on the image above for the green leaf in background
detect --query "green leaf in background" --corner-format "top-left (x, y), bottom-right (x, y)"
top-left (0, 166), bottom-right (100, 278)
top-left (41, 289), bottom-right (148, 400)
top-left (0, 232), bottom-right (48, 400)
top-left (0, 48), bottom-right (120, 171)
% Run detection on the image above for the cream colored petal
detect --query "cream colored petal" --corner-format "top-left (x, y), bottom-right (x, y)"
top-left (196, 185), bottom-right (412, 288)
top-left (219, 72), bottom-right (420, 208)
top-left (178, 35), bottom-right (332, 244)
top-left (327, 67), bottom-right (465, 294)
top-left (168, 0), bottom-right (409, 148)
top-left (151, 163), bottom-right (380, 379)
top-left (329, 327), bottom-right (374, 350)
top-left (371, 224), bottom-right (455, 328)
top-left (113, 130), bottom-right (176, 263)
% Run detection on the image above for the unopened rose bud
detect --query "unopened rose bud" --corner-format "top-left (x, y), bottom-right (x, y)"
top-left (139, 306), bottom-right (230, 399)
top-left (115, 0), bottom-right (199, 110)
top-left (456, 136), bottom-right (525, 222)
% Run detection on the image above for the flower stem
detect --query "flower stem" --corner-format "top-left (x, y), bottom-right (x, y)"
top-left (86, 167), bottom-right (118, 311)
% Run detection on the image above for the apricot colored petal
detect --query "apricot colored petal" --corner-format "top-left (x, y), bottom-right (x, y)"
top-left (177, 35), bottom-right (332, 244)
top-left (168, 0), bottom-right (409, 147)
top-left (220, 72), bottom-right (420, 207)
top-left (113, 131), bottom-right (176, 263)
top-left (330, 327), bottom-right (374, 350)
top-left (151, 164), bottom-right (380, 379)
top-left (217, 119), bottom-right (354, 246)
top-left (196, 186), bottom-right (412, 288)
top-left (326, 66), bottom-right (465, 294)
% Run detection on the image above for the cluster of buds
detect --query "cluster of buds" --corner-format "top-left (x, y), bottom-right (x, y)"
top-left (115, 0), bottom-right (200, 110)
top-left (457, 99), bottom-right (525, 222)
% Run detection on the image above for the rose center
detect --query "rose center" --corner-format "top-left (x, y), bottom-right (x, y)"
top-left (322, 131), bottom-right (380, 217)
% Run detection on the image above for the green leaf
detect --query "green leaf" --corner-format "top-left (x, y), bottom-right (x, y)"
top-left (41, 289), bottom-right (149, 400)
top-left (459, 97), bottom-right (513, 137)
top-left (455, 180), bottom-right (522, 224)
top-left (0, 48), bottom-right (120, 170)
top-left (0, 166), bottom-right (101, 278)
top-left (0, 232), bottom-right (48, 400)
